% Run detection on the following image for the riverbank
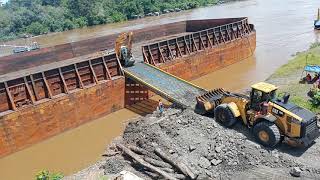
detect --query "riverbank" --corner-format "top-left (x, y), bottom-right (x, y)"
top-left (267, 43), bottom-right (320, 113)
top-left (0, 0), bottom-right (238, 42)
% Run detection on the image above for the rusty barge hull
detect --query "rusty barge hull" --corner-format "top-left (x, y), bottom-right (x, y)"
top-left (0, 17), bottom-right (256, 157)
top-left (142, 18), bottom-right (256, 80)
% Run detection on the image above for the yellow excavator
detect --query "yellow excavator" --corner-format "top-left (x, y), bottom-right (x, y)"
top-left (196, 82), bottom-right (320, 147)
top-left (115, 32), bottom-right (135, 67)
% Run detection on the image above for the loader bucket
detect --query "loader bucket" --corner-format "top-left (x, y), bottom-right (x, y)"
top-left (195, 88), bottom-right (226, 115)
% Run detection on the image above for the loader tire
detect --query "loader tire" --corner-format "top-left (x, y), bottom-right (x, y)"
top-left (253, 121), bottom-right (281, 147)
top-left (214, 105), bottom-right (237, 127)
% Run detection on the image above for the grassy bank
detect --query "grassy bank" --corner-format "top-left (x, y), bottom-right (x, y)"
top-left (267, 43), bottom-right (320, 113)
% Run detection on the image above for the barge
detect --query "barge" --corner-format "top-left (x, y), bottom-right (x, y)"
top-left (0, 17), bottom-right (256, 157)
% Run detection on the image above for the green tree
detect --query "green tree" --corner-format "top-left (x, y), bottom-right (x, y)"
top-left (0, 0), bottom-right (223, 41)
top-left (26, 22), bottom-right (48, 35)
top-left (73, 17), bottom-right (88, 28)
top-left (42, 0), bottom-right (61, 6)
top-left (67, 0), bottom-right (94, 17)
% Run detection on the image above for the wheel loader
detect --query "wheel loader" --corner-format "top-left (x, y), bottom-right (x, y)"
top-left (195, 82), bottom-right (320, 147)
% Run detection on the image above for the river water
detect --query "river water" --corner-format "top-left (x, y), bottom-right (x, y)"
top-left (1, 0), bottom-right (320, 179)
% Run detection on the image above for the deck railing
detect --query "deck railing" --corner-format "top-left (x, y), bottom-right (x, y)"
top-left (0, 51), bottom-right (123, 114)
top-left (142, 18), bottom-right (254, 65)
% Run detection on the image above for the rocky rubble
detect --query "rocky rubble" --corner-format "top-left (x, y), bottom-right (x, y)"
top-left (99, 108), bottom-right (320, 179)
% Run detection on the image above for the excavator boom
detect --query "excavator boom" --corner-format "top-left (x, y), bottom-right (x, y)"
top-left (115, 32), bottom-right (133, 57)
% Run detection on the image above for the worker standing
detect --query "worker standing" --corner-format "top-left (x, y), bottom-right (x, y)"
top-left (158, 99), bottom-right (164, 116)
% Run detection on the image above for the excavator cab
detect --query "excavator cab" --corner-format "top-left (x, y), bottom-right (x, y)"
top-left (250, 82), bottom-right (277, 111)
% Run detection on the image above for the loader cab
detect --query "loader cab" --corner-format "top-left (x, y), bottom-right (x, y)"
top-left (250, 82), bottom-right (278, 111)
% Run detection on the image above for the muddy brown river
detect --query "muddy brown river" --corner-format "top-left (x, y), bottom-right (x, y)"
top-left (1, 0), bottom-right (320, 179)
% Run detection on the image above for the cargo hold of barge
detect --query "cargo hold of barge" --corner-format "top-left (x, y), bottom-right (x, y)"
top-left (0, 17), bottom-right (256, 157)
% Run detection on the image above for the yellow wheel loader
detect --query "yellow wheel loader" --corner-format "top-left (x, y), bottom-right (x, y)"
top-left (196, 82), bottom-right (320, 147)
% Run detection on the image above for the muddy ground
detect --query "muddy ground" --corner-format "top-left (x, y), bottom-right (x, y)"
top-left (66, 107), bottom-right (320, 180)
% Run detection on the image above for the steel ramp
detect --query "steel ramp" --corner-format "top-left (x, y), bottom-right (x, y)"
top-left (124, 62), bottom-right (206, 108)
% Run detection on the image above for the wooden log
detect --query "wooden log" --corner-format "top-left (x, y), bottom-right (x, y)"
top-left (173, 174), bottom-right (187, 180)
top-left (129, 145), bottom-right (159, 160)
top-left (102, 151), bottom-right (120, 157)
top-left (116, 144), bottom-right (178, 180)
top-left (161, 167), bottom-right (175, 173)
top-left (144, 157), bottom-right (173, 169)
top-left (129, 145), bottom-right (150, 156)
top-left (154, 147), bottom-right (197, 179)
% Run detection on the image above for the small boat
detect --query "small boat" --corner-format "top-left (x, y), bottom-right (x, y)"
top-left (315, 8), bottom-right (320, 30)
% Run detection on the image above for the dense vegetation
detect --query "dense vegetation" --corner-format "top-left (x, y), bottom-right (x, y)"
top-left (0, 0), bottom-right (221, 41)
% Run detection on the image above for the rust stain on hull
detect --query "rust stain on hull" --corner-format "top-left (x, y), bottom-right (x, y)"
top-left (0, 77), bottom-right (125, 157)
top-left (0, 17), bottom-right (256, 158)
top-left (158, 33), bottom-right (256, 81)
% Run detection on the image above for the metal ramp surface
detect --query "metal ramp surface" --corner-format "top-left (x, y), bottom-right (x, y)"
top-left (124, 62), bottom-right (206, 108)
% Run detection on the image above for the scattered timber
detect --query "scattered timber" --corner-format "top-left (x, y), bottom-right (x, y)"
top-left (129, 145), bottom-right (155, 158)
top-left (144, 157), bottom-right (173, 169)
top-left (116, 144), bottom-right (178, 180)
top-left (154, 147), bottom-right (197, 179)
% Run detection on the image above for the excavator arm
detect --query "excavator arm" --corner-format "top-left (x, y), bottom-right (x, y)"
top-left (115, 32), bottom-right (135, 67)
top-left (115, 32), bottom-right (133, 58)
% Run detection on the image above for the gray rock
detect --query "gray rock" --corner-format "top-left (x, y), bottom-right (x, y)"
top-left (245, 140), bottom-right (261, 149)
top-left (189, 145), bottom-right (196, 152)
top-left (169, 150), bottom-right (175, 154)
top-left (271, 151), bottom-right (280, 159)
top-left (197, 173), bottom-right (208, 180)
top-left (199, 157), bottom-right (211, 169)
top-left (205, 152), bottom-right (216, 160)
top-left (290, 167), bottom-right (302, 177)
top-left (215, 145), bottom-right (224, 153)
top-left (212, 122), bottom-right (218, 128)
top-left (212, 173), bottom-right (219, 178)
top-left (211, 159), bottom-right (223, 166)
top-left (205, 170), bottom-right (213, 177)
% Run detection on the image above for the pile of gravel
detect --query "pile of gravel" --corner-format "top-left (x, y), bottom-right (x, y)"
top-left (100, 108), bottom-right (320, 179)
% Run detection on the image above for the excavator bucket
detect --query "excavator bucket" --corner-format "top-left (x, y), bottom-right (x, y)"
top-left (195, 88), bottom-right (226, 115)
